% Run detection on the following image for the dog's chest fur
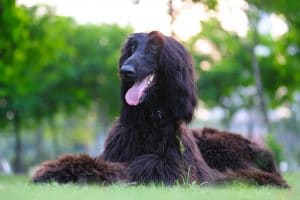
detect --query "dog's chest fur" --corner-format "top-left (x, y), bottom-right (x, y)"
top-left (102, 107), bottom-right (182, 162)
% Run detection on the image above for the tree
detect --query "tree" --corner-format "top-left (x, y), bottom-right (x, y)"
top-left (0, 0), bottom-right (33, 172)
top-left (187, 19), bottom-right (253, 128)
top-left (187, 0), bottom-right (300, 136)
top-left (247, 0), bottom-right (300, 95)
top-left (0, 2), bottom-right (131, 172)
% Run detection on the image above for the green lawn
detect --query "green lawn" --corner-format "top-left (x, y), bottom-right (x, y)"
top-left (0, 173), bottom-right (299, 200)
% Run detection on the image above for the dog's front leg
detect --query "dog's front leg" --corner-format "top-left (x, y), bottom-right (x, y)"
top-left (128, 153), bottom-right (184, 185)
top-left (31, 154), bottom-right (128, 185)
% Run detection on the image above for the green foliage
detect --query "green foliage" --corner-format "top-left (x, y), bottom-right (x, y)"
top-left (0, 2), bottom-right (131, 170)
top-left (68, 23), bottom-right (131, 118)
top-left (0, 3), bottom-right (131, 129)
top-left (248, 0), bottom-right (300, 101)
top-left (193, 0), bottom-right (218, 10)
top-left (187, 1), bottom-right (300, 127)
top-left (248, 0), bottom-right (300, 20)
top-left (186, 19), bottom-right (254, 126)
top-left (266, 134), bottom-right (283, 165)
top-left (1, 0), bottom-right (300, 171)
top-left (190, 19), bottom-right (252, 103)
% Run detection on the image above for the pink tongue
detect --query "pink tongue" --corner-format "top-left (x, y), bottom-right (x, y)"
top-left (125, 76), bottom-right (149, 106)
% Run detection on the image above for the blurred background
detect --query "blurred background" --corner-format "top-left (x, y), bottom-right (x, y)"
top-left (0, 0), bottom-right (299, 175)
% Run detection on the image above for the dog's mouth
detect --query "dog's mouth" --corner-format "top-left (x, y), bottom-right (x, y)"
top-left (125, 73), bottom-right (155, 106)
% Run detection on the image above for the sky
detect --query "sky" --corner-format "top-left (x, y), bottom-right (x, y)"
top-left (17, 0), bottom-right (288, 41)
top-left (17, 0), bottom-right (255, 40)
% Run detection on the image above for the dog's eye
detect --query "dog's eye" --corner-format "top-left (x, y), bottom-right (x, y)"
top-left (129, 43), bottom-right (136, 54)
top-left (131, 45), bottom-right (135, 53)
top-left (148, 45), bottom-right (160, 54)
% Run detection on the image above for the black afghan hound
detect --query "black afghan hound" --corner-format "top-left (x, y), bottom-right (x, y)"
top-left (32, 31), bottom-right (288, 187)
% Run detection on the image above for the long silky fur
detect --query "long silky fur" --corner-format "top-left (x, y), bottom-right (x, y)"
top-left (32, 31), bottom-right (288, 188)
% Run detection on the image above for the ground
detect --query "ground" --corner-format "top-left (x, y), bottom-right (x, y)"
top-left (0, 173), bottom-right (299, 200)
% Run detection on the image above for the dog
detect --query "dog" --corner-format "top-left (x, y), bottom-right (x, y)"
top-left (32, 31), bottom-right (288, 187)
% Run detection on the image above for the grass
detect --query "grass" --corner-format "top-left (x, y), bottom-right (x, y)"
top-left (0, 173), bottom-right (299, 200)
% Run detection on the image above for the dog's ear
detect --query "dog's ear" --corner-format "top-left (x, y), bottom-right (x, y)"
top-left (159, 36), bottom-right (198, 123)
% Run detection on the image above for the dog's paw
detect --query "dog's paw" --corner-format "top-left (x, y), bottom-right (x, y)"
top-left (31, 154), bottom-right (128, 184)
top-left (31, 159), bottom-right (62, 183)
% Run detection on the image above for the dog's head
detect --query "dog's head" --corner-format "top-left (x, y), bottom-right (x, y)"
top-left (119, 31), bottom-right (197, 122)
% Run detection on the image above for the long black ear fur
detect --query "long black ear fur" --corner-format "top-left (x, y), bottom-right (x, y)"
top-left (160, 36), bottom-right (197, 123)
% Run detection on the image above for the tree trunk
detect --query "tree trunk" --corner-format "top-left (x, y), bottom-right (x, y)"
top-left (247, 7), bottom-right (272, 134)
top-left (168, 0), bottom-right (176, 37)
top-left (13, 111), bottom-right (23, 173)
top-left (250, 46), bottom-right (272, 134)
top-left (246, 108), bottom-right (254, 139)
top-left (48, 118), bottom-right (61, 157)
top-left (35, 124), bottom-right (45, 162)
top-left (289, 104), bottom-right (300, 133)
top-left (220, 104), bottom-right (232, 129)
top-left (94, 103), bottom-right (110, 153)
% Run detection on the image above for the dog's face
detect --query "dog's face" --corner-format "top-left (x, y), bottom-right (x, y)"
top-left (119, 31), bottom-right (197, 122)
top-left (119, 31), bottom-right (163, 106)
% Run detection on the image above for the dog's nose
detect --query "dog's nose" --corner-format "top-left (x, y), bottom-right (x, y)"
top-left (120, 64), bottom-right (136, 77)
